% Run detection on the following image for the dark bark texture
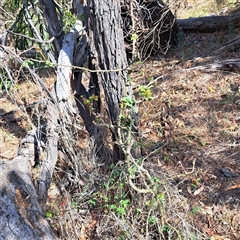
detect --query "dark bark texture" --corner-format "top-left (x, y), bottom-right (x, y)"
top-left (177, 13), bottom-right (240, 32)
top-left (87, 0), bottom-right (129, 160)
top-left (39, 0), bottom-right (64, 55)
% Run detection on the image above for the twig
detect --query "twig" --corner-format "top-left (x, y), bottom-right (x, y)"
top-left (7, 30), bottom-right (55, 44)
top-left (176, 159), bottom-right (196, 176)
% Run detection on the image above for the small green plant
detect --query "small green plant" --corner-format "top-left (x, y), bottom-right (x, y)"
top-left (119, 230), bottom-right (129, 240)
top-left (131, 33), bottom-right (138, 42)
top-left (22, 59), bottom-right (35, 68)
top-left (149, 215), bottom-right (157, 224)
top-left (145, 197), bottom-right (158, 209)
top-left (83, 94), bottom-right (98, 111)
top-left (157, 193), bottom-right (165, 203)
top-left (45, 211), bottom-right (53, 218)
top-left (88, 198), bottom-right (97, 206)
top-left (164, 155), bottom-right (169, 161)
top-left (45, 59), bottom-right (54, 68)
top-left (191, 183), bottom-right (197, 188)
top-left (119, 234), bottom-right (125, 240)
top-left (71, 201), bottom-right (79, 210)
top-left (128, 165), bottom-right (137, 178)
top-left (120, 96), bottom-right (135, 109)
top-left (159, 224), bottom-right (171, 234)
top-left (191, 206), bottom-right (201, 216)
top-left (63, 10), bottom-right (77, 32)
top-left (110, 163), bottom-right (115, 170)
top-left (138, 84), bottom-right (152, 101)
top-left (0, 73), bottom-right (13, 92)
top-left (109, 198), bottom-right (130, 216)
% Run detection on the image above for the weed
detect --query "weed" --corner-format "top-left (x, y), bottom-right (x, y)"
top-left (109, 199), bottom-right (130, 216)
top-left (83, 94), bottom-right (98, 111)
top-left (45, 211), bottom-right (53, 218)
top-left (88, 198), bottom-right (97, 206)
top-left (164, 155), bottom-right (169, 161)
top-left (63, 10), bottom-right (77, 32)
top-left (120, 96), bottom-right (135, 109)
top-left (131, 33), bottom-right (138, 42)
top-left (138, 84), bottom-right (153, 101)
top-left (71, 201), bottom-right (79, 210)
top-left (191, 206), bottom-right (201, 216)
top-left (22, 59), bottom-right (35, 68)
top-left (0, 71), bottom-right (13, 93)
top-left (149, 215), bottom-right (157, 224)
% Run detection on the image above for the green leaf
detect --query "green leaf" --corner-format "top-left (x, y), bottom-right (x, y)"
top-left (88, 198), bottom-right (97, 206)
top-left (45, 60), bottom-right (54, 67)
top-left (45, 211), bottom-right (52, 218)
top-left (131, 33), bottom-right (138, 41)
top-left (191, 206), bottom-right (201, 215)
top-left (22, 59), bottom-right (34, 68)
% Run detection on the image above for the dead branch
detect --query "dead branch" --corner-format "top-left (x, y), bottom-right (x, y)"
top-left (37, 100), bottom-right (59, 210)
top-left (213, 35), bottom-right (240, 55)
top-left (0, 132), bottom-right (58, 239)
top-left (177, 13), bottom-right (240, 32)
top-left (192, 58), bottom-right (240, 73)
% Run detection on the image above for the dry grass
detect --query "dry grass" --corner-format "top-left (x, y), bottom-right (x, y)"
top-left (43, 28), bottom-right (239, 239)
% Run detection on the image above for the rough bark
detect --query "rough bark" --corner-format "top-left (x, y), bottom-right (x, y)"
top-left (55, 20), bottom-right (83, 104)
top-left (0, 135), bottom-right (58, 240)
top-left (38, 0), bottom-right (64, 56)
top-left (177, 13), bottom-right (240, 32)
top-left (37, 100), bottom-right (59, 210)
top-left (1, 0), bottom-right (178, 236)
top-left (193, 58), bottom-right (240, 73)
top-left (169, 58), bottom-right (240, 80)
top-left (71, 1), bottom-right (96, 134)
top-left (87, 0), bottom-right (134, 160)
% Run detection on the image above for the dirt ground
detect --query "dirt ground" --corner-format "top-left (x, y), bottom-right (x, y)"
top-left (130, 30), bottom-right (240, 239)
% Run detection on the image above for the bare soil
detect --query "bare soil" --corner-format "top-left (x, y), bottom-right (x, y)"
top-left (131, 30), bottom-right (240, 239)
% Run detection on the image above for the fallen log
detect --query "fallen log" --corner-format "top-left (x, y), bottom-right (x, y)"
top-left (198, 58), bottom-right (240, 72)
top-left (170, 58), bottom-right (240, 79)
top-left (0, 133), bottom-right (58, 240)
top-left (0, 7), bottom-right (85, 238)
top-left (0, 43), bottom-right (59, 238)
top-left (177, 13), bottom-right (240, 32)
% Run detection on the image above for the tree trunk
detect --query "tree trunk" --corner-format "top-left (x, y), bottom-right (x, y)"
top-left (87, 0), bottom-right (129, 160)
top-left (177, 13), bottom-right (240, 32)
